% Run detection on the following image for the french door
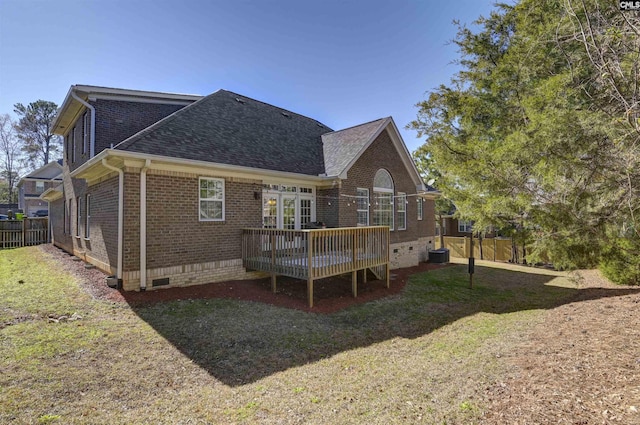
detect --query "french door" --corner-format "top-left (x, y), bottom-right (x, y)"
top-left (262, 192), bottom-right (314, 230)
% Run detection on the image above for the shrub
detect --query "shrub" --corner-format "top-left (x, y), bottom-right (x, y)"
top-left (599, 235), bottom-right (640, 286)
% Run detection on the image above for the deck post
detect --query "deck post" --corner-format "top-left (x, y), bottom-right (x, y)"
top-left (271, 233), bottom-right (277, 292)
top-left (307, 278), bottom-right (314, 308)
top-left (352, 271), bottom-right (357, 298)
top-left (385, 263), bottom-right (390, 288)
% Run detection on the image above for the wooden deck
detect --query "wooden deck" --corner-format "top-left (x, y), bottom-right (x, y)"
top-left (242, 226), bottom-right (390, 307)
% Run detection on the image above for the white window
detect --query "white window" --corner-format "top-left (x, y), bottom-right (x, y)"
top-left (76, 196), bottom-right (81, 237)
top-left (417, 198), bottom-right (423, 221)
top-left (263, 195), bottom-right (278, 228)
top-left (458, 220), bottom-right (473, 233)
top-left (397, 192), bottom-right (406, 230)
top-left (83, 112), bottom-right (89, 154)
top-left (85, 194), bottom-right (90, 239)
top-left (373, 169), bottom-right (394, 230)
top-left (199, 177), bottom-right (225, 221)
top-left (283, 196), bottom-right (296, 230)
top-left (356, 188), bottom-right (369, 226)
top-left (72, 126), bottom-right (76, 163)
top-left (35, 181), bottom-right (45, 194)
top-left (63, 199), bottom-right (67, 234)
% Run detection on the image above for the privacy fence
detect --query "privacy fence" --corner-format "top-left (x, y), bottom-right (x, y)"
top-left (0, 218), bottom-right (49, 249)
top-left (435, 236), bottom-right (532, 263)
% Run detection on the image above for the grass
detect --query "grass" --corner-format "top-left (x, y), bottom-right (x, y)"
top-left (0, 246), bottom-right (589, 424)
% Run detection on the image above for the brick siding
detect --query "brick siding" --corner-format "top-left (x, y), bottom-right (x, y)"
top-left (65, 100), bottom-right (188, 173)
top-left (335, 128), bottom-right (435, 244)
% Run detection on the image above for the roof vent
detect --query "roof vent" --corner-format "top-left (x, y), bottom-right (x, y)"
top-left (235, 98), bottom-right (246, 104)
top-left (281, 112), bottom-right (291, 118)
top-left (316, 123), bottom-right (323, 128)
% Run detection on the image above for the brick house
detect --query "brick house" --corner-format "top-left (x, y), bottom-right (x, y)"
top-left (17, 160), bottom-right (63, 216)
top-left (44, 85), bottom-right (437, 292)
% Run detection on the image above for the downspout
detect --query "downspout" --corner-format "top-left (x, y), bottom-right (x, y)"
top-left (101, 159), bottom-right (124, 282)
top-left (139, 159), bottom-right (151, 291)
top-left (70, 90), bottom-right (96, 158)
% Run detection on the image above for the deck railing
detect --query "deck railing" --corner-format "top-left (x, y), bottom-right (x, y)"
top-left (0, 218), bottom-right (49, 249)
top-left (242, 226), bottom-right (390, 307)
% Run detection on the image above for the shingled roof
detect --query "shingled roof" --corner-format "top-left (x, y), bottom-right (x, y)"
top-left (114, 90), bottom-right (333, 176)
top-left (321, 118), bottom-right (389, 177)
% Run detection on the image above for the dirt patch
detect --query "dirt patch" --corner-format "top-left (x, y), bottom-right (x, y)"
top-left (481, 269), bottom-right (640, 424)
top-left (39, 244), bottom-right (450, 314)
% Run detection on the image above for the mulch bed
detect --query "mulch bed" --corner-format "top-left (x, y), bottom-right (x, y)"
top-left (40, 244), bottom-right (450, 314)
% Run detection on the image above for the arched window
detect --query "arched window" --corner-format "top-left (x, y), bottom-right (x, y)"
top-left (373, 169), bottom-right (394, 229)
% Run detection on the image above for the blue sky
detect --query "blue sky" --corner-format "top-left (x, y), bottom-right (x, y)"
top-left (0, 0), bottom-right (498, 154)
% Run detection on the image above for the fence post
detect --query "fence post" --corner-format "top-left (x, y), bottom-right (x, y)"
top-left (22, 218), bottom-right (26, 247)
top-left (493, 238), bottom-right (497, 262)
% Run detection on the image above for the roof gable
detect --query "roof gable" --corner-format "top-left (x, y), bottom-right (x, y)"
top-left (322, 117), bottom-right (425, 190)
top-left (115, 90), bottom-right (333, 176)
top-left (322, 118), bottom-right (388, 177)
top-left (17, 160), bottom-right (62, 187)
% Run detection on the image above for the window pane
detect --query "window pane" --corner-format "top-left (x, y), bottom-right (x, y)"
top-left (283, 198), bottom-right (296, 230)
top-left (263, 196), bottom-right (278, 228)
top-left (200, 200), bottom-right (222, 220)
top-left (356, 188), bottom-right (369, 226)
top-left (373, 192), bottom-right (393, 229)
top-left (300, 198), bottom-right (312, 228)
top-left (373, 169), bottom-right (393, 189)
top-left (397, 193), bottom-right (406, 230)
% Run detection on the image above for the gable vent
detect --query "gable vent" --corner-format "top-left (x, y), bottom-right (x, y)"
top-left (235, 98), bottom-right (246, 104)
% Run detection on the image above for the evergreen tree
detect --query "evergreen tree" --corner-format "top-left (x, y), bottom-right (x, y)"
top-left (13, 100), bottom-right (60, 168)
top-left (411, 0), bottom-right (640, 283)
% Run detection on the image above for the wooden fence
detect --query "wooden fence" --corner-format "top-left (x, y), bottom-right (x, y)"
top-left (242, 226), bottom-right (390, 307)
top-left (435, 236), bottom-right (526, 262)
top-left (0, 218), bottom-right (49, 249)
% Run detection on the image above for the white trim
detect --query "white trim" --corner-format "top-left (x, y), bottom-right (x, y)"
top-left (85, 193), bottom-right (90, 239)
top-left (53, 84), bottom-right (202, 134)
top-left (87, 94), bottom-right (196, 106)
top-left (71, 90), bottom-right (96, 158)
top-left (397, 192), bottom-right (406, 231)
top-left (458, 220), bottom-right (473, 233)
top-left (356, 187), bottom-right (369, 226)
top-left (71, 149), bottom-right (334, 186)
top-left (332, 117), bottom-right (426, 192)
top-left (199, 177), bottom-right (225, 222)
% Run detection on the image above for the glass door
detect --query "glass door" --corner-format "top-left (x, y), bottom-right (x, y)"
top-left (282, 195), bottom-right (297, 230)
top-left (262, 195), bottom-right (278, 228)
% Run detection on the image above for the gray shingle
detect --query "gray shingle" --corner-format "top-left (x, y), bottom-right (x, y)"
top-left (321, 118), bottom-right (388, 177)
top-left (115, 90), bottom-right (333, 176)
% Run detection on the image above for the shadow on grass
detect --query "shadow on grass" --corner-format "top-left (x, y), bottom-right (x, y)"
top-left (128, 265), bottom-right (640, 386)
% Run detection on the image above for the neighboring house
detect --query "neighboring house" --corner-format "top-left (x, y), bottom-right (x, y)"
top-left (44, 84), bottom-right (437, 292)
top-left (17, 160), bottom-right (63, 216)
top-left (0, 203), bottom-right (18, 215)
top-left (437, 208), bottom-right (496, 238)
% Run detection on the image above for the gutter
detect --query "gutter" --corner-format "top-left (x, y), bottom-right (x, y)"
top-left (101, 159), bottom-right (124, 283)
top-left (70, 89), bottom-right (96, 158)
top-left (139, 159), bottom-right (151, 291)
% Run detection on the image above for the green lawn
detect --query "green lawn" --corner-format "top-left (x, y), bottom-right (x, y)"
top-left (1, 246), bottom-right (583, 424)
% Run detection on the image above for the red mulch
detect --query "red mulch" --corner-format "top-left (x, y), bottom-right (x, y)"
top-left (40, 244), bottom-right (450, 314)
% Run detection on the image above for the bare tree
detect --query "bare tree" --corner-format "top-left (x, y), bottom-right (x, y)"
top-left (0, 114), bottom-right (25, 203)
